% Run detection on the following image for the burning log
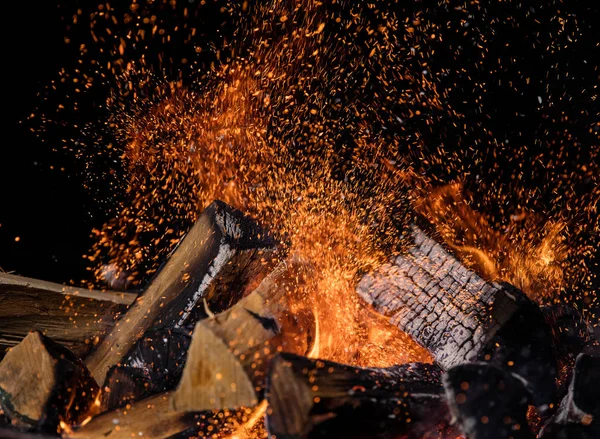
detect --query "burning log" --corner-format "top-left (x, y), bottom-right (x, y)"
top-left (68, 393), bottom-right (199, 439)
top-left (265, 352), bottom-right (451, 439)
top-left (539, 343), bottom-right (600, 439)
top-left (85, 200), bottom-right (278, 384)
top-left (0, 272), bottom-right (136, 358)
top-left (0, 331), bottom-right (99, 433)
top-left (171, 260), bottom-right (310, 412)
top-left (357, 224), bottom-right (557, 409)
top-left (443, 362), bottom-right (534, 439)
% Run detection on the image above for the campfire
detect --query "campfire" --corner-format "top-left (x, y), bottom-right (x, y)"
top-left (2, 1), bottom-right (598, 438)
top-left (0, 198), bottom-right (597, 439)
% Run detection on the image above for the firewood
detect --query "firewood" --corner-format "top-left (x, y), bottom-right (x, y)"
top-left (265, 352), bottom-right (451, 439)
top-left (539, 343), bottom-right (600, 439)
top-left (0, 331), bottom-right (99, 432)
top-left (171, 260), bottom-right (310, 412)
top-left (85, 200), bottom-right (278, 384)
top-left (443, 362), bottom-right (535, 439)
top-left (100, 328), bottom-right (191, 411)
top-left (0, 272), bottom-right (136, 358)
top-left (0, 429), bottom-right (60, 439)
top-left (357, 224), bottom-right (557, 409)
top-left (68, 393), bottom-right (198, 439)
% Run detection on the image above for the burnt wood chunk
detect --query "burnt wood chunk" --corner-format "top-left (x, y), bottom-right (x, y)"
top-left (0, 272), bottom-right (136, 358)
top-left (85, 200), bottom-right (278, 384)
top-left (100, 366), bottom-right (152, 412)
top-left (443, 362), bottom-right (534, 439)
top-left (68, 393), bottom-right (197, 439)
top-left (0, 331), bottom-right (99, 432)
top-left (171, 261), bottom-right (309, 412)
top-left (266, 353), bottom-right (451, 439)
top-left (540, 344), bottom-right (600, 439)
top-left (357, 224), bottom-right (557, 408)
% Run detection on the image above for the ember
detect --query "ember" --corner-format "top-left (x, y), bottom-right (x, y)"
top-left (1, 1), bottom-right (599, 439)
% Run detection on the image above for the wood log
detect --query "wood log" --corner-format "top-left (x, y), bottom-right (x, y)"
top-left (0, 272), bottom-right (136, 358)
top-left (443, 362), bottom-right (535, 439)
top-left (68, 393), bottom-right (198, 439)
top-left (357, 224), bottom-right (557, 410)
top-left (540, 343), bottom-right (600, 439)
top-left (85, 200), bottom-right (278, 384)
top-left (171, 260), bottom-right (310, 412)
top-left (0, 331), bottom-right (99, 432)
top-left (100, 328), bottom-right (191, 411)
top-left (265, 352), bottom-right (452, 439)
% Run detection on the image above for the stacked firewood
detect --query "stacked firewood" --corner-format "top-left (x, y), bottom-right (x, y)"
top-left (0, 201), bottom-right (597, 439)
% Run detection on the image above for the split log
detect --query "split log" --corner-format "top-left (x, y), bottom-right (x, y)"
top-left (171, 261), bottom-right (310, 412)
top-left (100, 328), bottom-right (191, 411)
top-left (0, 272), bottom-right (136, 358)
top-left (68, 393), bottom-right (198, 439)
top-left (357, 224), bottom-right (557, 409)
top-left (85, 200), bottom-right (278, 384)
top-left (265, 352), bottom-right (452, 439)
top-left (0, 331), bottom-right (99, 432)
top-left (443, 362), bottom-right (534, 439)
top-left (539, 343), bottom-right (600, 439)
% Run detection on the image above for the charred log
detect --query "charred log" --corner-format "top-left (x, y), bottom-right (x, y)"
top-left (0, 331), bottom-right (99, 433)
top-left (171, 261), bottom-right (310, 412)
top-left (85, 200), bottom-right (278, 384)
top-left (357, 224), bottom-right (557, 409)
top-left (540, 343), bottom-right (600, 439)
top-left (443, 362), bottom-right (534, 439)
top-left (0, 272), bottom-right (136, 358)
top-left (265, 353), bottom-right (451, 439)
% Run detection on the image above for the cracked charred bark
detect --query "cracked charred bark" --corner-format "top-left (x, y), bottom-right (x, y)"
top-left (357, 224), bottom-right (557, 410)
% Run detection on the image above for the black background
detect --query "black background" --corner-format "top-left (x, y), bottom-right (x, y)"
top-left (1, 0), bottom-right (598, 290)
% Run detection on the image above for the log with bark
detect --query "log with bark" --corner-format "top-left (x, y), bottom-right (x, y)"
top-left (357, 224), bottom-right (558, 410)
top-left (0, 331), bottom-right (99, 433)
top-left (171, 260), bottom-right (311, 412)
top-left (0, 272), bottom-right (136, 358)
top-left (443, 362), bottom-right (534, 439)
top-left (265, 352), bottom-right (452, 439)
top-left (68, 393), bottom-right (199, 439)
top-left (85, 200), bottom-right (278, 384)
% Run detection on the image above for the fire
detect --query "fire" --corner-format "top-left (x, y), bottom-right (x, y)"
top-left (38, 0), bottom-right (599, 437)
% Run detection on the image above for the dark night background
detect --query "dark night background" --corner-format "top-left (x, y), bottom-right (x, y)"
top-left (1, 0), bottom-right (598, 291)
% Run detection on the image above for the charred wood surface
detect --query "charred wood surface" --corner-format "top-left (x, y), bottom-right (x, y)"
top-left (0, 273), bottom-right (136, 358)
top-left (357, 224), bottom-right (557, 408)
top-left (540, 343), bottom-right (600, 439)
top-left (171, 261), bottom-right (309, 412)
top-left (85, 200), bottom-right (278, 384)
top-left (0, 331), bottom-right (99, 433)
top-left (443, 362), bottom-right (534, 439)
top-left (266, 352), bottom-right (451, 439)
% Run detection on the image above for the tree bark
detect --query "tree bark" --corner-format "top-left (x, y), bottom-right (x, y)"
top-left (357, 224), bottom-right (557, 409)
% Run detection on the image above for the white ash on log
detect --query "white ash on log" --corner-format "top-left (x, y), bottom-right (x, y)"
top-left (0, 331), bottom-right (99, 433)
top-left (266, 353), bottom-right (452, 439)
top-left (0, 272), bottom-right (136, 358)
top-left (171, 260), bottom-right (310, 412)
top-left (539, 343), bottom-right (600, 439)
top-left (443, 362), bottom-right (535, 439)
top-left (357, 224), bottom-right (557, 410)
top-left (85, 200), bottom-right (278, 384)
